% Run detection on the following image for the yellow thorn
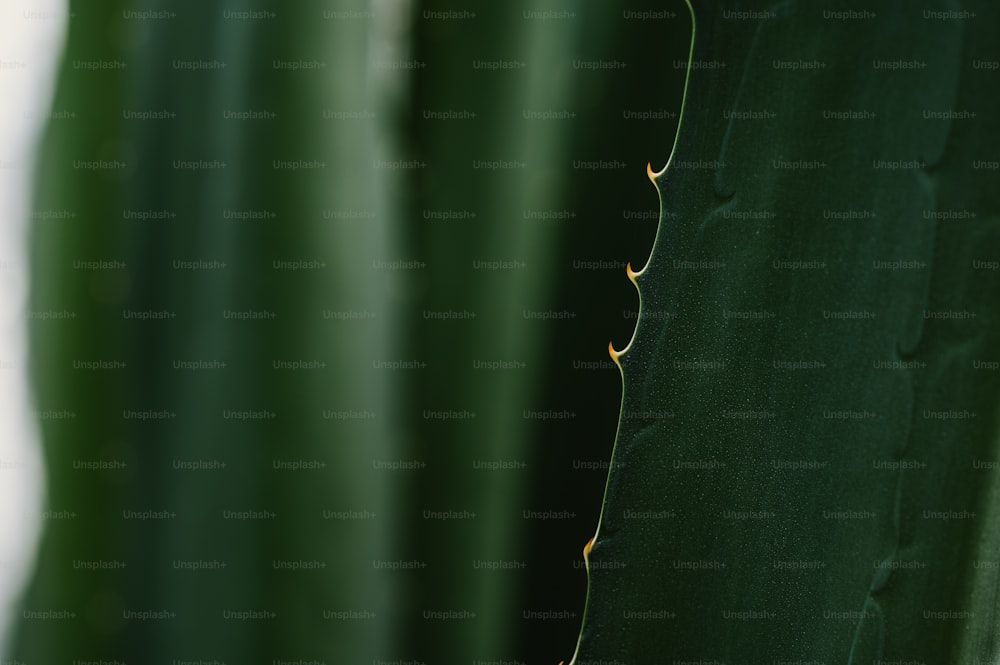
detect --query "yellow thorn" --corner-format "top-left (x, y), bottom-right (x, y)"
top-left (626, 261), bottom-right (639, 283)
top-left (608, 341), bottom-right (622, 364)
top-left (646, 161), bottom-right (656, 183)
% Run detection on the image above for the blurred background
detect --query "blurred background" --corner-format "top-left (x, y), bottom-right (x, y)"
top-left (1, 0), bottom-right (689, 662)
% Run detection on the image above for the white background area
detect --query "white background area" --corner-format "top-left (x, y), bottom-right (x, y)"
top-left (0, 0), bottom-right (67, 654)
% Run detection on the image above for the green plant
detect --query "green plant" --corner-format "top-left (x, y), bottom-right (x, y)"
top-left (566, 0), bottom-right (1000, 661)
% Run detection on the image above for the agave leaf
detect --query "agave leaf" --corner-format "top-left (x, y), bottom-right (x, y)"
top-left (569, 0), bottom-right (1000, 662)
